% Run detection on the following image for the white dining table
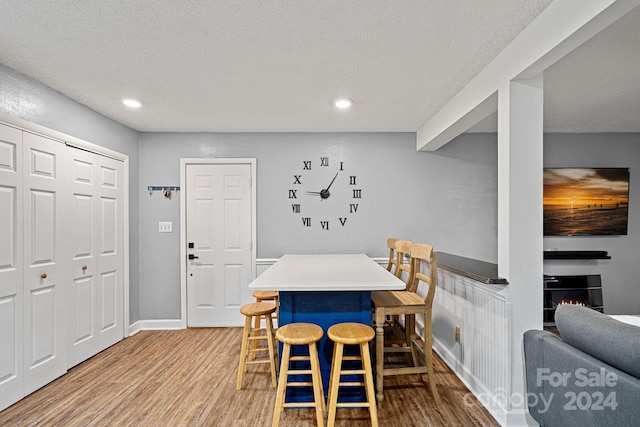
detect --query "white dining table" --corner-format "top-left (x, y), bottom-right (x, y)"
top-left (248, 253), bottom-right (406, 291)
top-left (248, 253), bottom-right (405, 402)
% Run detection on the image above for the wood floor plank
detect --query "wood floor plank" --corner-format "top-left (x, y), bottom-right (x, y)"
top-left (0, 328), bottom-right (499, 426)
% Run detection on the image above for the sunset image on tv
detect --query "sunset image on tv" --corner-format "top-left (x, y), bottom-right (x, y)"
top-left (543, 168), bottom-right (629, 236)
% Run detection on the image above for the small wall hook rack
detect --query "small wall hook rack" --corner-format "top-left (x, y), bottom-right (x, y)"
top-left (148, 186), bottom-right (180, 199)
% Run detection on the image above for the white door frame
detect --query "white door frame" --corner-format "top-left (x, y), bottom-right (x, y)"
top-left (179, 158), bottom-right (257, 328)
top-left (0, 112), bottom-right (131, 338)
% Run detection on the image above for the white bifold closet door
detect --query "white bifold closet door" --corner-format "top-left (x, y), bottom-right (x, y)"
top-left (0, 121), bottom-right (125, 411)
top-left (22, 131), bottom-right (68, 395)
top-left (67, 148), bottom-right (124, 368)
top-left (0, 124), bottom-right (24, 409)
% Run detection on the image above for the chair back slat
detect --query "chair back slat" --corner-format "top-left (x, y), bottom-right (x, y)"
top-left (407, 243), bottom-right (437, 310)
top-left (386, 237), bottom-right (399, 274)
top-left (394, 239), bottom-right (412, 286)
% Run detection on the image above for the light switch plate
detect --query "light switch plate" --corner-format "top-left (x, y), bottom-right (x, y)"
top-left (158, 221), bottom-right (172, 233)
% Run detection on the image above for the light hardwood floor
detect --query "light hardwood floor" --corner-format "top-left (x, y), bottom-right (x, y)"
top-left (0, 328), bottom-right (499, 426)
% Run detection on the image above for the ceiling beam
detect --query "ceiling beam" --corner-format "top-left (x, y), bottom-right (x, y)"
top-left (416, 0), bottom-right (640, 152)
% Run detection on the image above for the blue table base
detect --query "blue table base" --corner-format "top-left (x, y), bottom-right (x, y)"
top-left (278, 290), bottom-right (372, 403)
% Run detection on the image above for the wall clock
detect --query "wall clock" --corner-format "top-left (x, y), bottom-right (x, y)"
top-left (289, 156), bottom-right (361, 230)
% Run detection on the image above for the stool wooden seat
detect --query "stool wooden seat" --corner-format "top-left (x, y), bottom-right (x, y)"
top-left (273, 323), bottom-right (325, 427)
top-left (327, 322), bottom-right (378, 427)
top-left (253, 290), bottom-right (279, 323)
top-left (253, 290), bottom-right (278, 301)
top-left (236, 302), bottom-right (278, 390)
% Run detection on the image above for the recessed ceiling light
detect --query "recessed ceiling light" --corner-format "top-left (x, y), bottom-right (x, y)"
top-left (122, 98), bottom-right (142, 108)
top-left (334, 98), bottom-right (352, 109)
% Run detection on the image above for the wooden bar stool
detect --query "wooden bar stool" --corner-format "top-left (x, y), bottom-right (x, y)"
top-left (252, 291), bottom-right (280, 359)
top-left (253, 290), bottom-right (279, 323)
top-left (236, 302), bottom-right (278, 390)
top-left (272, 323), bottom-right (325, 427)
top-left (326, 322), bottom-right (378, 427)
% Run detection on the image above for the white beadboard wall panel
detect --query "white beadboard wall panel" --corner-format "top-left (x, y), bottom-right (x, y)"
top-left (432, 269), bottom-right (511, 426)
top-left (256, 258), bottom-right (279, 277)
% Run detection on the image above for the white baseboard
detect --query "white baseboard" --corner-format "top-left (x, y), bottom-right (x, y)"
top-left (128, 319), bottom-right (183, 336)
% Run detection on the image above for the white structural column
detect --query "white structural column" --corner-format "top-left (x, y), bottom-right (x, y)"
top-left (497, 77), bottom-right (544, 426)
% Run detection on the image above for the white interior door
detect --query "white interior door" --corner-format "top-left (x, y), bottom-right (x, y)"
top-left (186, 163), bottom-right (254, 326)
top-left (67, 149), bottom-right (124, 367)
top-left (95, 155), bottom-right (124, 352)
top-left (0, 123), bottom-right (24, 409)
top-left (68, 148), bottom-right (98, 365)
top-left (23, 131), bottom-right (67, 395)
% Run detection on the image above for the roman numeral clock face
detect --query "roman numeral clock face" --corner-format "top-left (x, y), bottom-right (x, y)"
top-left (289, 156), bottom-right (361, 231)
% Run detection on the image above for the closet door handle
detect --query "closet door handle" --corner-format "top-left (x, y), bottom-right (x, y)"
top-left (82, 265), bottom-right (88, 271)
top-left (41, 273), bottom-right (47, 279)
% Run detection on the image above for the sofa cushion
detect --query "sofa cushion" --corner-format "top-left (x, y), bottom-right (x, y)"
top-left (555, 304), bottom-right (640, 378)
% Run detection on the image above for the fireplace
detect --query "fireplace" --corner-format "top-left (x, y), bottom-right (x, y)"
top-left (543, 274), bottom-right (603, 326)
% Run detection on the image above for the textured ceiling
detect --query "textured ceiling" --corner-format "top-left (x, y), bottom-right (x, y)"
top-left (0, 1), bottom-right (638, 133)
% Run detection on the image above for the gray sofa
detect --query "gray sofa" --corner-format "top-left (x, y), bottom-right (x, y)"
top-left (523, 304), bottom-right (640, 426)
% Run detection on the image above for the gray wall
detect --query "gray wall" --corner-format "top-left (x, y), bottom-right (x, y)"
top-left (544, 133), bottom-right (640, 315)
top-left (138, 132), bottom-right (499, 319)
top-left (0, 64), bottom-right (142, 322)
top-left (6, 60), bottom-right (636, 320)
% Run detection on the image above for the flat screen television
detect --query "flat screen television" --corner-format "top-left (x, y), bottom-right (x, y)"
top-left (543, 168), bottom-right (630, 236)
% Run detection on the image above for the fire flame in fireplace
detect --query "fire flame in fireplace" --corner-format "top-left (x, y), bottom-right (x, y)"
top-left (558, 299), bottom-right (586, 307)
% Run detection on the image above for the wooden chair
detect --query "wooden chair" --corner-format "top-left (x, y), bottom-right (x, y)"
top-left (384, 239), bottom-right (411, 343)
top-left (327, 322), bottom-right (378, 427)
top-left (385, 237), bottom-right (399, 274)
top-left (272, 323), bottom-right (325, 427)
top-left (371, 243), bottom-right (441, 408)
top-left (236, 302), bottom-right (278, 390)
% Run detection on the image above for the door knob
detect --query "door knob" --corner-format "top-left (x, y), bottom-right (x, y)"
top-left (41, 273), bottom-right (47, 279)
top-left (82, 265), bottom-right (88, 271)
top-left (188, 254), bottom-right (199, 260)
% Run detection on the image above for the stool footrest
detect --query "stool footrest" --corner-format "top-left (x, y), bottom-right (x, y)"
top-left (246, 359), bottom-right (272, 366)
top-left (284, 369), bottom-right (312, 375)
top-left (384, 346), bottom-right (411, 353)
top-left (283, 402), bottom-right (321, 409)
top-left (338, 381), bottom-right (365, 387)
top-left (340, 355), bottom-right (362, 361)
top-left (248, 334), bottom-right (269, 340)
top-left (338, 369), bottom-right (366, 375)
top-left (286, 381), bottom-right (315, 387)
top-left (383, 366), bottom-right (428, 376)
top-left (336, 402), bottom-right (374, 409)
top-left (289, 356), bottom-right (310, 362)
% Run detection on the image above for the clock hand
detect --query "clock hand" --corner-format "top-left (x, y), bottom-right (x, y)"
top-left (305, 190), bottom-right (329, 200)
top-left (318, 172), bottom-right (340, 200)
top-left (306, 172), bottom-right (340, 200)
top-left (325, 172), bottom-right (339, 191)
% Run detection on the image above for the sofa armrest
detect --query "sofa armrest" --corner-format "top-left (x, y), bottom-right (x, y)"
top-left (524, 329), bottom-right (640, 427)
top-left (555, 304), bottom-right (640, 378)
